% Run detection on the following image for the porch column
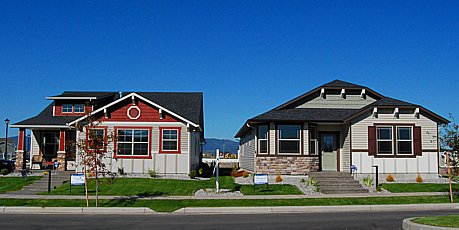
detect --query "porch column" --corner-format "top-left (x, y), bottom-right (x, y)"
top-left (57, 129), bottom-right (66, 170)
top-left (15, 128), bottom-right (26, 170)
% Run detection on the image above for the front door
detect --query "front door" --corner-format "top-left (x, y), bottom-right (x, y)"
top-left (320, 133), bottom-right (339, 171)
top-left (41, 131), bottom-right (59, 162)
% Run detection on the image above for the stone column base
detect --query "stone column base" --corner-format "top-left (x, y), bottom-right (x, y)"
top-left (15, 151), bottom-right (24, 170)
top-left (57, 151), bottom-right (66, 171)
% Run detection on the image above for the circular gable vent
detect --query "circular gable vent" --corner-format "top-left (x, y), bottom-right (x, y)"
top-left (127, 106), bottom-right (141, 120)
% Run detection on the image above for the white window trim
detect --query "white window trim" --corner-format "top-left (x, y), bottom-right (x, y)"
top-left (161, 129), bottom-right (179, 152)
top-left (257, 125), bottom-right (268, 154)
top-left (309, 125), bottom-right (318, 155)
top-left (278, 125), bottom-right (301, 155)
top-left (376, 126), bottom-right (393, 155)
top-left (396, 126), bottom-right (414, 155)
top-left (74, 104), bottom-right (85, 113)
top-left (117, 129), bottom-right (150, 156)
top-left (62, 104), bottom-right (73, 113)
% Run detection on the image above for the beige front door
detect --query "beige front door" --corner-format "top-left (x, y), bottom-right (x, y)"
top-left (320, 133), bottom-right (338, 171)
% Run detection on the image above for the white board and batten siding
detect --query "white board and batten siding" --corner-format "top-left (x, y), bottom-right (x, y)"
top-left (75, 122), bottom-right (196, 175)
top-left (239, 128), bottom-right (256, 172)
top-left (351, 111), bottom-right (439, 174)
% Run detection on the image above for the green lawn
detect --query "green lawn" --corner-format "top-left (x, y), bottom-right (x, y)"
top-left (0, 195), bottom-right (457, 212)
top-left (44, 176), bottom-right (300, 196)
top-left (381, 183), bottom-right (459, 193)
top-left (240, 184), bottom-right (303, 195)
top-left (412, 215), bottom-right (459, 228)
top-left (0, 177), bottom-right (42, 194)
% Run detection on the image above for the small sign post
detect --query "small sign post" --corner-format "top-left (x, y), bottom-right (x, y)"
top-left (70, 173), bottom-right (85, 195)
top-left (253, 174), bottom-right (269, 192)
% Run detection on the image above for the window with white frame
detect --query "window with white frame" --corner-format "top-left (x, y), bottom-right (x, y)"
top-left (62, 104), bottom-right (73, 113)
top-left (161, 129), bottom-right (179, 152)
top-left (257, 125), bottom-right (268, 154)
top-left (74, 104), bottom-right (85, 113)
top-left (278, 125), bottom-right (301, 154)
top-left (377, 126), bottom-right (393, 155)
top-left (117, 129), bottom-right (149, 156)
top-left (397, 126), bottom-right (413, 155)
top-left (309, 124), bottom-right (318, 155)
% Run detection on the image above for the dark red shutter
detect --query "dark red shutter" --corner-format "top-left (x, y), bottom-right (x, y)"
top-left (414, 126), bottom-right (422, 156)
top-left (368, 126), bottom-right (376, 155)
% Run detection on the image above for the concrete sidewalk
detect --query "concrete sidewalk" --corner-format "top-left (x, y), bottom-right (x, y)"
top-left (0, 203), bottom-right (457, 215)
top-left (0, 192), bottom-right (450, 200)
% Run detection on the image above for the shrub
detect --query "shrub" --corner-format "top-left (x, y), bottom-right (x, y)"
top-left (148, 169), bottom-right (157, 178)
top-left (308, 176), bottom-right (317, 187)
top-left (189, 170), bottom-right (197, 179)
top-left (275, 175), bottom-right (283, 183)
top-left (231, 164), bottom-right (239, 177)
top-left (416, 175), bottom-right (423, 183)
top-left (386, 174), bottom-right (395, 182)
top-left (117, 167), bottom-right (126, 177)
top-left (198, 168), bottom-right (203, 175)
top-left (242, 171), bottom-right (249, 178)
top-left (1, 169), bottom-right (9, 175)
top-left (363, 175), bottom-right (373, 187)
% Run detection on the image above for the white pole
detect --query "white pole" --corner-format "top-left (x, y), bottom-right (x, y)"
top-left (216, 148), bottom-right (220, 193)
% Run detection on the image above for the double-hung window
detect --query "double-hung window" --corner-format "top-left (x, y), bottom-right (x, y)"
top-left (161, 128), bottom-right (180, 153)
top-left (74, 104), bottom-right (85, 113)
top-left (278, 125), bottom-right (301, 154)
top-left (117, 129), bottom-right (149, 156)
top-left (88, 129), bottom-right (105, 151)
top-left (397, 127), bottom-right (413, 155)
top-left (377, 126), bottom-right (393, 155)
top-left (62, 104), bottom-right (73, 113)
top-left (257, 125), bottom-right (268, 154)
top-left (309, 124), bottom-right (318, 155)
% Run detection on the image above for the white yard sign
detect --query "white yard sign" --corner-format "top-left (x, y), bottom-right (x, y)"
top-left (254, 174), bottom-right (268, 185)
top-left (70, 173), bottom-right (85, 186)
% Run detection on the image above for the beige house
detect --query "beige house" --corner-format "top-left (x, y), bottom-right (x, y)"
top-left (235, 80), bottom-right (448, 179)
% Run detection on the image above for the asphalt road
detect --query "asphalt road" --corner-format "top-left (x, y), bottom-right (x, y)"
top-left (1, 210), bottom-right (459, 230)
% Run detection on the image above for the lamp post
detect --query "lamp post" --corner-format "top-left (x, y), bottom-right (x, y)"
top-left (4, 118), bottom-right (9, 159)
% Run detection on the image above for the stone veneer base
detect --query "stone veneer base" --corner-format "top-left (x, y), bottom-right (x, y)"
top-left (256, 156), bottom-right (319, 175)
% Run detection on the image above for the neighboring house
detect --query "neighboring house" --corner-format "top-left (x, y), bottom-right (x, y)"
top-left (11, 91), bottom-right (204, 175)
top-left (0, 138), bottom-right (16, 160)
top-left (235, 80), bottom-right (448, 179)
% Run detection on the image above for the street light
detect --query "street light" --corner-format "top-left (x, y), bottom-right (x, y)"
top-left (4, 118), bottom-right (9, 159)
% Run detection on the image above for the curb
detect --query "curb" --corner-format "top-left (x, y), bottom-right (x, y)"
top-left (403, 218), bottom-right (459, 230)
top-left (175, 203), bottom-right (459, 214)
top-left (0, 206), bottom-right (155, 214)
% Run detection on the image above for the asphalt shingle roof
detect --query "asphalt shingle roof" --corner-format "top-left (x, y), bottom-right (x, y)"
top-left (321, 80), bottom-right (365, 88)
top-left (370, 97), bottom-right (417, 107)
top-left (13, 92), bottom-right (204, 129)
top-left (250, 108), bottom-right (361, 122)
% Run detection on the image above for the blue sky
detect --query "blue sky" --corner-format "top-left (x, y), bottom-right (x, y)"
top-left (1, 1), bottom-right (458, 140)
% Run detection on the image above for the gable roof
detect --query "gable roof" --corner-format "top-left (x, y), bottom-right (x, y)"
top-left (68, 92), bottom-right (203, 129)
top-left (235, 80), bottom-right (448, 138)
top-left (13, 91), bottom-right (204, 131)
top-left (273, 79), bottom-right (384, 110)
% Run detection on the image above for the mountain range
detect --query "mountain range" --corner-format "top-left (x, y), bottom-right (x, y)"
top-left (203, 138), bottom-right (239, 154)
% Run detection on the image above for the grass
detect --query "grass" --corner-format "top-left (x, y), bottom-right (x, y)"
top-left (381, 183), bottom-right (459, 193)
top-left (0, 195), bottom-right (457, 212)
top-left (239, 184), bottom-right (303, 195)
top-left (0, 177), bottom-right (42, 194)
top-left (44, 176), bottom-right (300, 196)
top-left (412, 215), bottom-right (459, 228)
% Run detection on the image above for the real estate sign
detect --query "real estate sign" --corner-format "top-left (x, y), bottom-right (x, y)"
top-left (254, 174), bottom-right (268, 185)
top-left (70, 173), bottom-right (85, 186)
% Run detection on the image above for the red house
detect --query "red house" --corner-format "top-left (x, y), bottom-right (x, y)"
top-left (11, 91), bottom-right (204, 175)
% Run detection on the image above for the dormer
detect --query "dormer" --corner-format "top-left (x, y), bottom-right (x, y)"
top-left (46, 92), bottom-right (115, 117)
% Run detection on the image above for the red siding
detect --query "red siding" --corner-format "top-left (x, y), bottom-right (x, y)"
top-left (99, 99), bottom-right (179, 122)
top-left (54, 100), bottom-right (92, 116)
